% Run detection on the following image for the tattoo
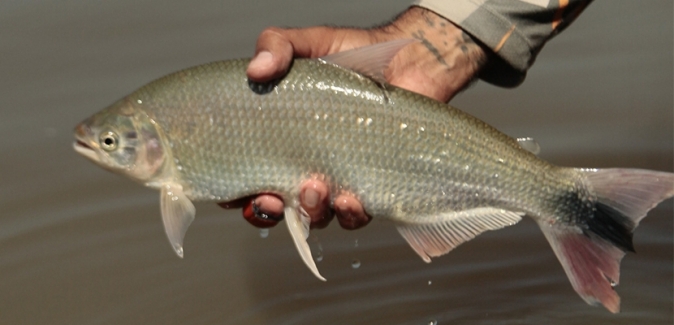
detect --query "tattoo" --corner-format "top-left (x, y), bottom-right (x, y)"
top-left (422, 12), bottom-right (435, 27)
top-left (412, 30), bottom-right (448, 66)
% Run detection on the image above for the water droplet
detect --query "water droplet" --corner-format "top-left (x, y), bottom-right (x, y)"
top-left (171, 196), bottom-right (179, 201)
top-left (418, 126), bottom-right (425, 132)
top-left (357, 117), bottom-right (364, 124)
top-left (314, 114), bottom-right (320, 120)
top-left (365, 118), bottom-right (373, 126)
top-left (400, 123), bottom-right (408, 130)
top-left (259, 229), bottom-right (269, 238)
top-left (136, 99), bottom-right (143, 104)
top-left (428, 319), bottom-right (437, 325)
top-left (610, 280), bottom-right (617, 287)
top-left (351, 259), bottom-right (361, 269)
top-left (315, 254), bottom-right (323, 262)
top-left (464, 165), bottom-right (471, 171)
top-left (177, 165), bottom-right (183, 171)
top-left (492, 173), bottom-right (499, 179)
top-left (428, 280), bottom-right (432, 285)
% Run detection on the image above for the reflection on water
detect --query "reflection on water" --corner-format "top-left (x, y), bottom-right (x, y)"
top-left (0, 1), bottom-right (671, 324)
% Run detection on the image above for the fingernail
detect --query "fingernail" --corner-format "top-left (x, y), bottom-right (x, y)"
top-left (251, 51), bottom-right (273, 69)
top-left (302, 188), bottom-right (319, 208)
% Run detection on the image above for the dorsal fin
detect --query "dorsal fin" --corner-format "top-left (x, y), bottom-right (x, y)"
top-left (517, 137), bottom-right (541, 155)
top-left (320, 39), bottom-right (416, 83)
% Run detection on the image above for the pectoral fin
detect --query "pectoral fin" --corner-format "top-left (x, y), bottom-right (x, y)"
top-left (160, 183), bottom-right (196, 258)
top-left (396, 208), bottom-right (523, 262)
top-left (285, 206), bottom-right (326, 281)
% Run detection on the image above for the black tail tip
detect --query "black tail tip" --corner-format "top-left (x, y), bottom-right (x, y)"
top-left (585, 202), bottom-right (635, 252)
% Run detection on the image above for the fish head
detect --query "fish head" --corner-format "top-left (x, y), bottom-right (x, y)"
top-left (73, 98), bottom-right (166, 183)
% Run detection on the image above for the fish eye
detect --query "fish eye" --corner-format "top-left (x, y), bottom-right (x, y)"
top-left (99, 131), bottom-right (119, 151)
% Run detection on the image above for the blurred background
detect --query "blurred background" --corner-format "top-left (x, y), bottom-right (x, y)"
top-left (0, 1), bottom-right (671, 324)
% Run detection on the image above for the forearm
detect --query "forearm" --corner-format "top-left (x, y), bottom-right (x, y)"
top-left (414, 0), bottom-right (593, 87)
top-left (374, 7), bottom-right (489, 100)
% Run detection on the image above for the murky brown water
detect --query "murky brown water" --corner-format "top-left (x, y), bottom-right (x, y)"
top-left (1, 1), bottom-right (671, 324)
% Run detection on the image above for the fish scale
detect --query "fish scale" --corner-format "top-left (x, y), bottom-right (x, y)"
top-left (74, 42), bottom-right (674, 313)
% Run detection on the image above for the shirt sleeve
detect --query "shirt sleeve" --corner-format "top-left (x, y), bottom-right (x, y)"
top-left (413, 0), bottom-right (593, 87)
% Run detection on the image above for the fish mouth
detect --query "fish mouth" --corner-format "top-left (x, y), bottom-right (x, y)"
top-left (73, 137), bottom-right (99, 162)
top-left (75, 139), bottom-right (92, 150)
top-left (73, 122), bottom-right (100, 162)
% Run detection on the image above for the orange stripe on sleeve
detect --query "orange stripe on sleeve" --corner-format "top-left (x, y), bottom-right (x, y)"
top-left (552, 0), bottom-right (570, 30)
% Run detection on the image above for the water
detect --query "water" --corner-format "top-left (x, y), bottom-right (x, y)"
top-left (0, 1), bottom-right (672, 324)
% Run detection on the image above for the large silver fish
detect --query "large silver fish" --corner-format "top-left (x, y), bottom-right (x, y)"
top-left (73, 41), bottom-right (673, 313)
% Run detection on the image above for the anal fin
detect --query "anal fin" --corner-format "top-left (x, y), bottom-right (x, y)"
top-left (396, 208), bottom-right (523, 262)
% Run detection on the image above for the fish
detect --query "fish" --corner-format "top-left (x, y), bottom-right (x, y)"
top-left (73, 40), bottom-right (674, 313)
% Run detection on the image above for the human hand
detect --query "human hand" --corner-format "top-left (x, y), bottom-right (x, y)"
top-left (225, 6), bottom-right (488, 230)
top-left (248, 6), bottom-right (488, 102)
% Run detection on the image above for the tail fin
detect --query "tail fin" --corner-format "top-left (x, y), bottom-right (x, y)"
top-left (537, 168), bottom-right (674, 313)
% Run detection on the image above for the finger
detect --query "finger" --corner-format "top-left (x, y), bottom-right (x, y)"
top-left (299, 179), bottom-right (333, 229)
top-left (247, 28), bottom-right (294, 82)
top-left (252, 194), bottom-right (285, 217)
top-left (247, 27), bottom-right (358, 82)
top-left (244, 194), bottom-right (285, 228)
top-left (334, 194), bottom-right (371, 230)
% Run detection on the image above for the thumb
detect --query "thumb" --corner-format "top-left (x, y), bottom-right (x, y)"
top-left (247, 27), bottom-right (345, 82)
